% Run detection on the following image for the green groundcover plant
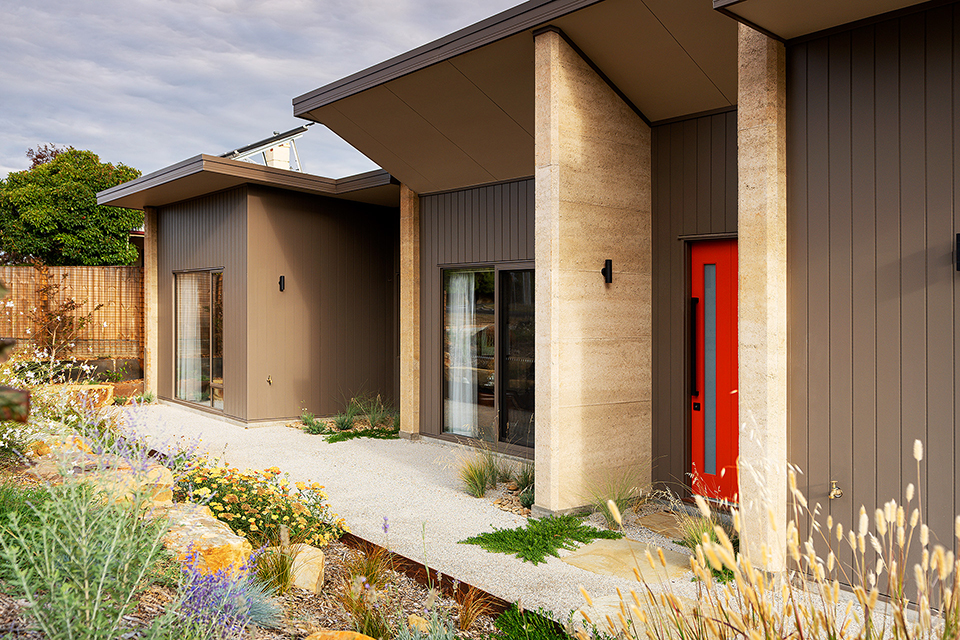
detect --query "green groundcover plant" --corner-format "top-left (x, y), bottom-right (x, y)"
top-left (173, 459), bottom-right (346, 547)
top-left (460, 515), bottom-right (621, 565)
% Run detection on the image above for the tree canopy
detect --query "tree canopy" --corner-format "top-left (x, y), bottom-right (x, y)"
top-left (0, 147), bottom-right (143, 266)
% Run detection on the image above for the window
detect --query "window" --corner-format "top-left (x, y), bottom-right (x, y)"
top-left (175, 270), bottom-right (223, 410)
top-left (442, 266), bottom-right (534, 450)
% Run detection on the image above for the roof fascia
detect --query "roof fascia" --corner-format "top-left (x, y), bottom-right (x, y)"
top-left (292, 0), bottom-right (605, 115)
top-left (96, 155), bottom-right (205, 205)
top-left (97, 154), bottom-right (396, 208)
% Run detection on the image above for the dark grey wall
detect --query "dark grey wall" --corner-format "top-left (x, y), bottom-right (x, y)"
top-left (158, 187), bottom-right (248, 420)
top-left (787, 2), bottom-right (960, 547)
top-left (419, 179), bottom-right (535, 438)
top-left (651, 111), bottom-right (738, 493)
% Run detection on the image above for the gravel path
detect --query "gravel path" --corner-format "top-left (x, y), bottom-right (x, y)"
top-left (122, 403), bottom-right (696, 622)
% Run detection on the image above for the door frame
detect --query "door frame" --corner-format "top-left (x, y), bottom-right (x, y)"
top-left (433, 260), bottom-right (535, 458)
top-left (679, 232), bottom-right (738, 501)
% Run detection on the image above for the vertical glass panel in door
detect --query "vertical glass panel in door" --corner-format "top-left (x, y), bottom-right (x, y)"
top-left (175, 272), bottom-right (211, 405)
top-left (501, 270), bottom-right (535, 448)
top-left (443, 269), bottom-right (495, 441)
top-left (210, 272), bottom-right (224, 410)
top-left (703, 264), bottom-right (717, 475)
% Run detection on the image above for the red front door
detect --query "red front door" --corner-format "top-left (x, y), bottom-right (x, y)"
top-left (690, 239), bottom-right (739, 502)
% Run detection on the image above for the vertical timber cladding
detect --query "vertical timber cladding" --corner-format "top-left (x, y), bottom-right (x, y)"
top-left (157, 187), bottom-right (248, 420)
top-left (245, 185), bottom-right (399, 421)
top-left (787, 3), bottom-right (960, 549)
top-left (650, 111), bottom-right (738, 494)
top-left (419, 179), bottom-right (535, 438)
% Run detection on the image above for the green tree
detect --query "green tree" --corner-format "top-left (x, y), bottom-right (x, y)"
top-left (0, 148), bottom-right (142, 265)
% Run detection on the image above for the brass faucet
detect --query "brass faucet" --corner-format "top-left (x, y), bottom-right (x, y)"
top-left (829, 481), bottom-right (843, 500)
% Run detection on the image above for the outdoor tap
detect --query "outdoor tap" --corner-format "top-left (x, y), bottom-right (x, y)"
top-left (829, 480), bottom-right (843, 500)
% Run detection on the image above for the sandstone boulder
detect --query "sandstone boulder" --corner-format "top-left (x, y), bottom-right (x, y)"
top-left (305, 632), bottom-right (377, 640)
top-left (91, 463), bottom-right (174, 507)
top-left (263, 543), bottom-right (325, 593)
top-left (155, 503), bottom-right (252, 576)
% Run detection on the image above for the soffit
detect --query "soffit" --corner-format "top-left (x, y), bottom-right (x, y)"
top-left (715, 0), bottom-right (930, 41)
top-left (96, 155), bottom-right (399, 210)
top-left (295, 0), bottom-right (737, 195)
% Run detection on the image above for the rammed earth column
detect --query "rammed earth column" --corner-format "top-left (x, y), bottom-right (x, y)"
top-left (533, 28), bottom-right (652, 513)
top-left (143, 206), bottom-right (159, 397)
top-left (737, 24), bottom-right (788, 571)
top-left (399, 184), bottom-right (421, 439)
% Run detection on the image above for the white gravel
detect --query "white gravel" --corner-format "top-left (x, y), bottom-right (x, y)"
top-left (121, 403), bottom-right (700, 622)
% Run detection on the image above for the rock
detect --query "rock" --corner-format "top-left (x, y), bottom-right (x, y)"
top-left (155, 503), bottom-right (253, 576)
top-left (507, 482), bottom-right (518, 492)
top-left (407, 615), bottom-right (431, 633)
top-left (26, 459), bottom-right (64, 482)
top-left (47, 384), bottom-right (114, 409)
top-left (264, 544), bottom-right (325, 593)
top-left (27, 440), bottom-right (51, 457)
top-left (304, 632), bottom-right (377, 640)
top-left (91, 464), bottom-right (174, 507)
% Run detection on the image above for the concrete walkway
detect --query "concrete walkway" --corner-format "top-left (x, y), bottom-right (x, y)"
top-left (122, 403), bottom-right (694, 622)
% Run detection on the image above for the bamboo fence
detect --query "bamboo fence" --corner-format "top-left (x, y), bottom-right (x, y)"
top-left (0, 266), bottom-right (143, 360)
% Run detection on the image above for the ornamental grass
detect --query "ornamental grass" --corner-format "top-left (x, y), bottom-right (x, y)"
top-left (173, 460), bottom-right (346, 548)
top-left (581, 439), bottom-right (960, 640)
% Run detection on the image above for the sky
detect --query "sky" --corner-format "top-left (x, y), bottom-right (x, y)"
top-left (0, 0), bottom-right (520, 181)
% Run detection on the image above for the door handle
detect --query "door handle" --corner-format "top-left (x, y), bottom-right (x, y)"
top-left (691, 297), bottom-right (699, 397)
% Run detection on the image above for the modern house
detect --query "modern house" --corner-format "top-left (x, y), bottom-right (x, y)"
top-left (287, 0), bottom-right (960, 568)
top-left (98, 0), bottom-right (960, 570)
top-left (98, 150), bottom-right (400, 424)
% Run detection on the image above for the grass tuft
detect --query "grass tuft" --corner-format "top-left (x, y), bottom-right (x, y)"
top-left (454, 583), bottom-right (497, 631)
top-left (459, 514), bottom-right (621, 565)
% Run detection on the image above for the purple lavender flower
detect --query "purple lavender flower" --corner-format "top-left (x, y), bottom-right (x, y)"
top-left (382, 516), bottom-right (389, 535)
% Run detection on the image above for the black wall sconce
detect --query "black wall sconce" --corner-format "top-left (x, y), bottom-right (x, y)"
top-left (601, 259), bottom-right (613, 284)
top-left (279, 275), bottom-right (285, 292)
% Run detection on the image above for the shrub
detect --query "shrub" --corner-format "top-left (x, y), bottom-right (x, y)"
top-left (173, 459), bottom-right (346, 547)
top-left (396, 607), bottom-right (458, 640)
top-left (174, 550), bottom-right (283, 636)
top-left (301, 411), bottom-right (328, 435)
top-left (0, 480), bottom-right (169, 640)
top-left (493, 605), bottom-right (570, 640)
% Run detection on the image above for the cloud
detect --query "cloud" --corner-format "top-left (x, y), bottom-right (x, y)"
top-left (0, 0), bottom-right (518, 180)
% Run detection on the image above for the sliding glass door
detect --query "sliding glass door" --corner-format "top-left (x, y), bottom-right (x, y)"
top-left (442, 265), bottom-right (534, 451)
top-left (175, 270), bottom-right (223, 410)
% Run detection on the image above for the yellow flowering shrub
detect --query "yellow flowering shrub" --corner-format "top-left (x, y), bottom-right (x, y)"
top-left (173, 460), bottom-right (346, 547)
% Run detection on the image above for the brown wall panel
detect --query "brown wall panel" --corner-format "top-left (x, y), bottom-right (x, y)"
top-left (787, 3), bottom-right (959, 539)
top-left (157, 187), bottom-right (248, 420)
top-left (419, 179), bottom-right (534, 438)
top-left (246, 186), bottom-right (398, 421)
top-left (650, 111), bottom-right (738, 492)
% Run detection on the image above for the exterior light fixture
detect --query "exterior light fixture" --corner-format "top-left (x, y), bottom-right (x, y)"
top-left (601, 259), bottom-right (613, 284)
top-left (279, 275), bottom-right (285, 292)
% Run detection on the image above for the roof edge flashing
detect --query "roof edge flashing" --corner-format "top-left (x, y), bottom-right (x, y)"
top-left (292, 0), bottom-right (604, 116)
